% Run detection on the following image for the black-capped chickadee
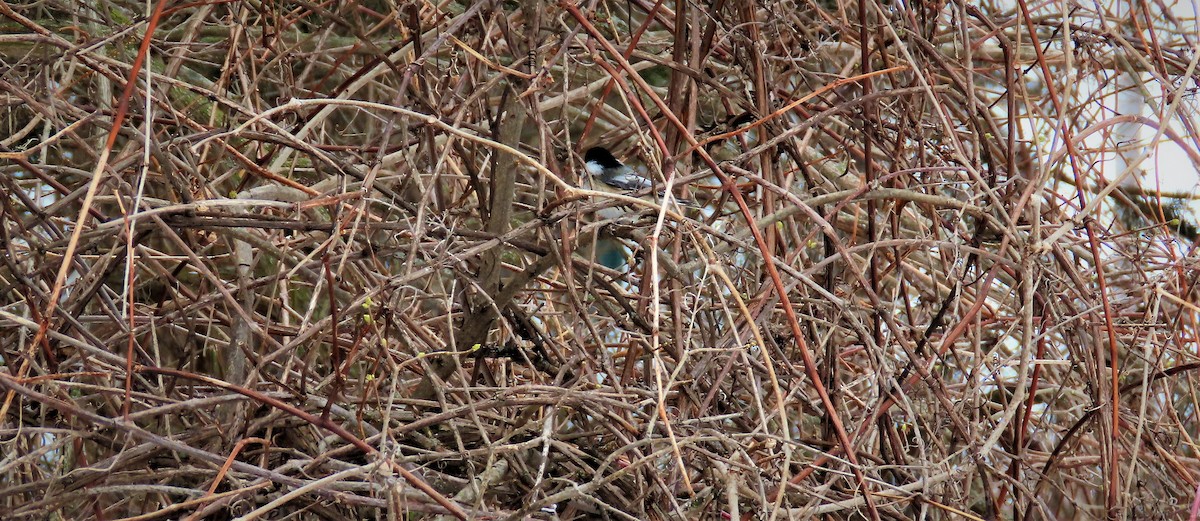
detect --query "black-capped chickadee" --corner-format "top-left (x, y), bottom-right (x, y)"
top-left (584, 147), bottom-right (655, 191)
top-left (582, 147), bottom-right (692, 220)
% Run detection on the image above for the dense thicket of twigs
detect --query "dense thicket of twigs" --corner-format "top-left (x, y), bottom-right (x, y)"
top-left (2, 0), bottom-right (1198, 519)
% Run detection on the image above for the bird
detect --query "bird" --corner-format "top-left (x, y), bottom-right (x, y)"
top-left (582, 147), bottom-right (694, 214)
top-left (584, 147), bottom-right (655, 192)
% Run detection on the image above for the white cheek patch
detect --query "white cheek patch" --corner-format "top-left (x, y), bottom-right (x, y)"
top-left (585, 161), bottom-right (605, 177)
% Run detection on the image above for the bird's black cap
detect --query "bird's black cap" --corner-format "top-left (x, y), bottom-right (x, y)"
top-left (584, 147), bottom-right (624, 169)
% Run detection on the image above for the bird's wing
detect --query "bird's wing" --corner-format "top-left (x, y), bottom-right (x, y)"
top-left (600, 169), bottom-right (654, 191)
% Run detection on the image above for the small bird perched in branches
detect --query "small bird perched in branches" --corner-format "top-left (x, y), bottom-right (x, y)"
top-left (583, 147), bottom-right (693, 216)
top-left (584, 147), bottom-right (655, 191)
